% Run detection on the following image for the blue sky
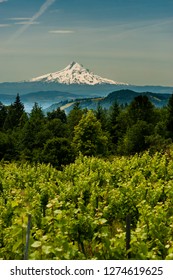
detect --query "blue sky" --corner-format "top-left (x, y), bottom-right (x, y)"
top-left (0, 0), bottom-right (172, 85)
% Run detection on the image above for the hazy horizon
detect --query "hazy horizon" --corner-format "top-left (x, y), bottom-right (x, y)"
top-left (0, 0), bottom-right (173, 86)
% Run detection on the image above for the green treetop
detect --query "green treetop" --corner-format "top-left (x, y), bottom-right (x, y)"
top-left (72, 110), bottom-right (108, 156)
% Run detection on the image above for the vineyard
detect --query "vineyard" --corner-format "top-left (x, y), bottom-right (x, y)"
top-left (1, 151), bottom-right (173, 260)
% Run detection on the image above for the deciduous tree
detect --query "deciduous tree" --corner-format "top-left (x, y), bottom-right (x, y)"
top-left (72, 110), bottom-right (108, 156)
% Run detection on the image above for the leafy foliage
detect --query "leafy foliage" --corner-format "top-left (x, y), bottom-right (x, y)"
top-left (1, 151), bottom-right (173, 259)
top-left (72, 110), bottom-right (108, 156)
top-left (42, 137), bottom-right (74, 167)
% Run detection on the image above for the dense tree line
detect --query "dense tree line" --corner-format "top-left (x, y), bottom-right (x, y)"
top-left (0, 93), bottom-right (173, 168)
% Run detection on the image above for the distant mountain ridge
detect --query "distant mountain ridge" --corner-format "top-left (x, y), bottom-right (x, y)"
top-left (0, 87), bottom-right (171, 115)
top-left (29, 61), bottom-right (128, 85)
top-left (44, 89), bottom-right (171, 114)
top-left (103, 89), bottom-right (170, 107)
top-left (0, 90), bottom-right (79, 112)
top-left (0, 88), bottom-right (172, 113)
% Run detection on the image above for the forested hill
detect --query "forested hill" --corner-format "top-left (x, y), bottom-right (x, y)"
top-left (104, 89), bottom-right (170, 107)
top-left (0, 87), bottom-right (171, 113)
top-left (44, 89), bottom-right (171, 114)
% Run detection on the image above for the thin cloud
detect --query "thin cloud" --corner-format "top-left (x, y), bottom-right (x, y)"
top-left (14, 21), bottom-right (39, 25)
top-left (0, 24), bottom-right (10, 27)
top-left (49, 30), bottom-right (75, 34)
top-left (9, 17), bottom-right (32, 21)
top-left (8, 0), bottom-right (56, 42)
top-left (0, 0), bottom-right (8, 3)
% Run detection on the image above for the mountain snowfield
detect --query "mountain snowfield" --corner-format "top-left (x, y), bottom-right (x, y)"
top-left (30, 61), bottom-right (128, 85)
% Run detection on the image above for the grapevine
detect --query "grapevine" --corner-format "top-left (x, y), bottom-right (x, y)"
top-left (0, 151), bottom-right (173, 259)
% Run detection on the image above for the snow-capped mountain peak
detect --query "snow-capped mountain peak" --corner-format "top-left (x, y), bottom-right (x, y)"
top-left (64, 61), bottom-right (82, 71)
top-left (30, 62), bottom-right (127, 85)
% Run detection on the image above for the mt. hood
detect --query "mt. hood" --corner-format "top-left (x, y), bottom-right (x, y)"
top-left (30, 62), bottom-right (127, 85)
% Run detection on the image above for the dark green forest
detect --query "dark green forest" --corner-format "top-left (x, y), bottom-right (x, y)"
top-left (1, 93), bottom-right (173, 167)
